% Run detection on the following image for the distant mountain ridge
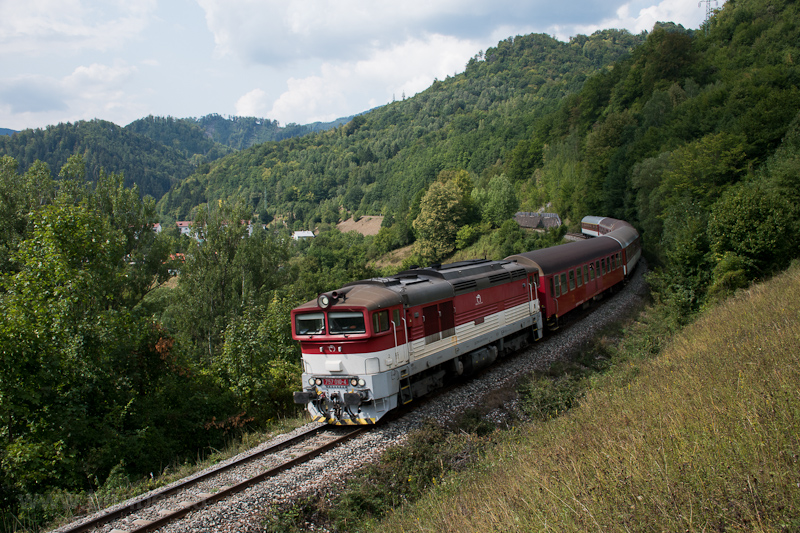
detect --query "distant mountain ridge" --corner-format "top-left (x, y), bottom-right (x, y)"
top-left (0, 113), bottom-right (352, 200)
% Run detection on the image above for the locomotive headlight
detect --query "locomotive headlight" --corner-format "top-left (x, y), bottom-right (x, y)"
top-left (358, 379), bottom-right (366, 387)
top-left (308, 378), bottom-right (316, 386)
top-left (350, 378), bottom-right (358, 387)
top-left (315, 378), bottom-right (323, 386)
top-left (318, 294), bottom-right (330, 308)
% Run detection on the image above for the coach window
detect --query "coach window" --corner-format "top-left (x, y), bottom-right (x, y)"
top-left (576, 267), bottom-right (583, 287)
top-left (601, 258), bottom-right (606, 275)
top-left (561, 273), bottom-right (568, 292)
top-left (617, 252), bottom-right (621, 268)
top-left (569, 270), bottom-right (576, 291)
top-left (589, 264), bottom-right (595, 280)
top-left (553, 276), bottom-right (559, 297)
top-left (584, 265), bottom-right (589, 284)
top-left (372, 310), bottom-right (390, 334)
top-left (595, 260), bottom-right (601, 276)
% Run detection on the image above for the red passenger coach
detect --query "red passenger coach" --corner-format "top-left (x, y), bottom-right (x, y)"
top-left (507, 216), bottom-right (640, 328)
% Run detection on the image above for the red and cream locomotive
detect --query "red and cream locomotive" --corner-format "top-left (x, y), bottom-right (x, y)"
top-left (292, 216), bottom-right (640, 425)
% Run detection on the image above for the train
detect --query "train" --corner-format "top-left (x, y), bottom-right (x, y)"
top-left (292, 216), bottom-right (641, 425)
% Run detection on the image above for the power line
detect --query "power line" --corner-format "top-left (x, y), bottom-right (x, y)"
top-left (699, 0), bottom-right (719, 33)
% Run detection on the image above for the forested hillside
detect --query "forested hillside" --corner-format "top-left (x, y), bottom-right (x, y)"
top-left (0, 114), bottom-right (350, 202)
top-left (157, 29), bottom-right (646, 223)
top-left (2, 0), bottom-right (800, 529)
top-left (0, 120), bottom-right (196, 199)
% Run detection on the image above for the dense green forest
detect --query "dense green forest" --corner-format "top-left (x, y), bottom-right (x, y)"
top-left (2, 0), bottom-right (800, 528)
top-left (0, 114), bottom-right (350, 202)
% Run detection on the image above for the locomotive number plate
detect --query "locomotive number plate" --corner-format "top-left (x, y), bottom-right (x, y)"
top-left (322, 377), bottom-right (350, 387)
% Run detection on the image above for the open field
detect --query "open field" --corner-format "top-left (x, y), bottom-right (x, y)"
top-left (336, 216), bottom-right (383, 236)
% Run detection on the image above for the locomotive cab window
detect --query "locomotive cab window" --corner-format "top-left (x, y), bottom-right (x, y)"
top-left (329, 312), bottom-right (366, 334)
top-left (392, 309), bottom-right (400, 327)
top-left (296, 312), bottom-right (325, 335)
top-left (372, 310), bottom-right (390, 333)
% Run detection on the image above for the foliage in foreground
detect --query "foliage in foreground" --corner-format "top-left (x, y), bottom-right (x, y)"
top-left (373, 263), bottom-right (800, 532)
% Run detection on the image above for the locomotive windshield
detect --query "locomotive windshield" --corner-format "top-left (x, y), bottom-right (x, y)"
top-left (296, 312), bottom-right (325, 335)
top-left (329, 312), bottom-right (366, 334)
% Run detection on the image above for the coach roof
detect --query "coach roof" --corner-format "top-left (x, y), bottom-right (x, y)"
top-left (506, 236), bottom-right (622, 275)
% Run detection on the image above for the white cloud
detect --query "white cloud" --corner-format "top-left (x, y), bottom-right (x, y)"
top-left (235, 88), bottom-right (271, 117)
top-left (0, 0), bottom-right (717, 130)
top-left (265, 34), bottom-right (478, 124)
top-left (0, 0), bottom-right (156, 55)
top-left (65, 61), bottom-right (137, 87)
top-left (555, 0), bottom-right (707, 39)
top-left (196, 0), bottom-right (618, 67)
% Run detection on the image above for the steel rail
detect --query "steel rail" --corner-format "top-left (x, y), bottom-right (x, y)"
top-left (129, 426), bottom-right (368, 532)
top-left (59, 424), bottom-right (328, 533)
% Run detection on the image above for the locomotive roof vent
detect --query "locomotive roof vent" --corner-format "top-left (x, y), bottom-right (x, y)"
top-left (489, 272), bottom-right (511, 284)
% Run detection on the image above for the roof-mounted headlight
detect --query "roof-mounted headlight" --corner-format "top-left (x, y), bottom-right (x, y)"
top-left (318, 294), bottom-right (331, 308)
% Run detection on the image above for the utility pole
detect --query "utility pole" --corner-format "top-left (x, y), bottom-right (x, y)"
top-left (699, 0), bottom-right (719, 34)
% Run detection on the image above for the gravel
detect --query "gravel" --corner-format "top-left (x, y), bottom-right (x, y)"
top-left (52, 261), bottom-right (649, 533)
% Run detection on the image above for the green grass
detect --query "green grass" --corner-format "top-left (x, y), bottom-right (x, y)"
top-left (371, 264), bottom-right (800, 532)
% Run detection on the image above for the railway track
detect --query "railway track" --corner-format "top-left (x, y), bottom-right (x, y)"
top-left (57, 425), bottom-right (368, 533)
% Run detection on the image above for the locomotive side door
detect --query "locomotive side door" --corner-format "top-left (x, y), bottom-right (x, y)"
top-left (393, 308), bottom-right (409, 365)
top-left (529, 273), bottom-right (539, 314)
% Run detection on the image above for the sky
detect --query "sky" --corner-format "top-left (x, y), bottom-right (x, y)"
top-left (0, 0), bottom-right (715, 131)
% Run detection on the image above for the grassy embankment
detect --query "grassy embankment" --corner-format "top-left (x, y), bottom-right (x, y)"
top-left (373, 264), bottom-right (800, 531)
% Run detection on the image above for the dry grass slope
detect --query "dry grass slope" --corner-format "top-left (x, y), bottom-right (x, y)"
top-left (377, 265), bottom-right (800, 532)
